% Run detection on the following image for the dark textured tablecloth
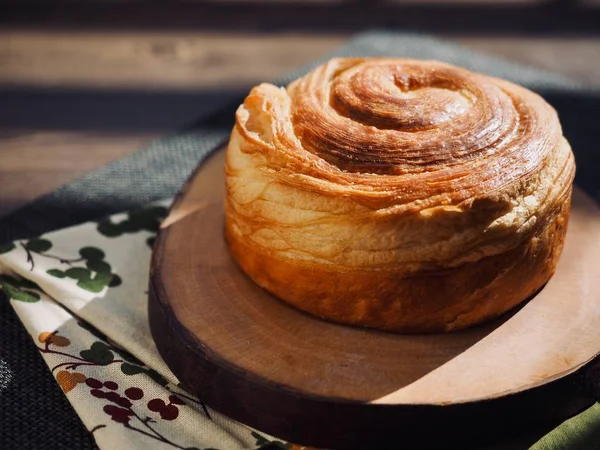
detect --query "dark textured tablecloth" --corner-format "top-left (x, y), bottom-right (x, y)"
top-left (1, 31), bottom-right (599, 449)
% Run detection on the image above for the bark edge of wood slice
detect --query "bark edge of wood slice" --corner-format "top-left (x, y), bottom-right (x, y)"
top-left (149, 147), bottom-right (600, 449)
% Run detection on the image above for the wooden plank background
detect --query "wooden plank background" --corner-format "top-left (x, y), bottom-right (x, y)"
top-left (0, 0), bottom-right (599, 218)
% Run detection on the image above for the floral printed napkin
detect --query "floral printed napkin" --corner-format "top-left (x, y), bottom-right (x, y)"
top-left (1, 198), bottom-right (598, 449)
top-left (0, 202), bottom-right (286, 450)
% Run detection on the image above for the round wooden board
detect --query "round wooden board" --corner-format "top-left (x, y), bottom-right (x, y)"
top-left (149, 147), bottom-right (600, 449)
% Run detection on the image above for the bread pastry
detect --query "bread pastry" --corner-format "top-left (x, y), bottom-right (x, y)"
top-left (224, 58), bottom-right (575, 333)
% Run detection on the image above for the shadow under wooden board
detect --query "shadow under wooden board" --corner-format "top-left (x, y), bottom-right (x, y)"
top-left (149, 147), bottom-right (600, 449)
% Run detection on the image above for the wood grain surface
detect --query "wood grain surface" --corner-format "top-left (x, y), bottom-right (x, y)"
top-left (148, 146), bottom-right (599, 449)
top-left (1, 28), bottom-right (599, 218)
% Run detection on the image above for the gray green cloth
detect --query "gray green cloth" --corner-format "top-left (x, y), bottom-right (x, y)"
top-left (0, 30), bottom-right (598, 449)
top-left (532, 404), bottom-right (600, 450)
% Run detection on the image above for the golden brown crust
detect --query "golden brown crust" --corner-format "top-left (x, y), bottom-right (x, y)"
top-left (224, 57), bottom-right (576, 333)
top-left (226, 189), bottom-right (571, 332)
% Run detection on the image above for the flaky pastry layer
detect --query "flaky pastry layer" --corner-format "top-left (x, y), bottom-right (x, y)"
top-left (224, 58), bottom-right (575, 332)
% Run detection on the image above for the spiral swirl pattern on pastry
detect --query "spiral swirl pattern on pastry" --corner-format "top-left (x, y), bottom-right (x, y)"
top-left (225, 58), bottom-right (575, 332)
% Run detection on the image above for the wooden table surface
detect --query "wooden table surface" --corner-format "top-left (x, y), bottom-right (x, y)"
top-left (1, 29), bottom-right (599, 218)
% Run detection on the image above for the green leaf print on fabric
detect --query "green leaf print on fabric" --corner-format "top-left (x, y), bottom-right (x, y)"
top-left (65, 267), bottom-right (90, 279)
top-left (112, 348), bottom-right (140, 365)
top-left (251, 431), bottom-right (289, 449)
top-left (79, 247), bottom-right (105, 260)
top-left (146, 236), bottom-right (156, 249)
top-left (0, 242), bottom-right (16, 254)
top-left (74, 320), bottom-right (169, 386)
top-left (75, 321), bottom-right (143, 368)
top-left (25, 238), bottom-right (52, 253)
top-left (120, 362), bottom-right (146, 376)
top-left (97, 206), bottom-right (168, 238)
top-left (47, 269), bottom-right (67, 278)
top-left (0, 274), bottom-right (41, 302)
top-left (86, 259), bottom-right (110, 273)
top-left (78, 272), bottom-right (113, 293)
top-left (120, 363), bottom-right (169, 387)
top-left (20, 237), bottom-right (54, 270)
top-left (47, 246), bottom-right (121, 293)
top-left (77, 319), bottom-right (109, 341)
top-left (80, 342), bottom-right (115, 365)
top-left (108, 274), bottom-right (122, 287)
